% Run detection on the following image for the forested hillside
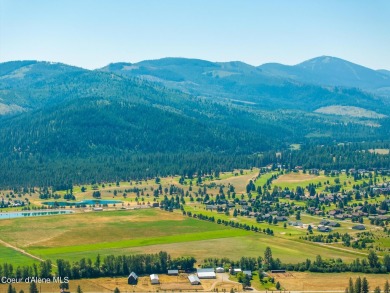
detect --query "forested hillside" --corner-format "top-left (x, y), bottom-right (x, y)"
top-left (0, 59), bottom-right (389, 187)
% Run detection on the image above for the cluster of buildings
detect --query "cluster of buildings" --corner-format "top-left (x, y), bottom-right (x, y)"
top-left (127, 267), bottom-right (252, 286)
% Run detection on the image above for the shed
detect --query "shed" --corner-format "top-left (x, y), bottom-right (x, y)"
top-left (127, 272), bottom-right (138, 285)
top-left (216, 267), bottom-right (225, 273)
top-left (188, 274), bottom-right (201, 285)
top-left (243, 270), bottom-right (252, 277)
top-left (150, 274), bottom-right (159, 284)
top-left (271, 270), bottom-right (286, 273)
top-left (168, 269), bottom-right (179, 275)
top-left (232, 268), bottom-right (242, 274)
top-left (197, 271), bottom-right (216, 279)
top-left (197, 268), bottom-right (214, 273)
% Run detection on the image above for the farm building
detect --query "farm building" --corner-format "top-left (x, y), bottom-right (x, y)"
top-left (243, 271), bottom-right (252, 277)
top-left (188, 274), bottom-right (201, 285)
top-left (127, 272), bottom-right (138, 285)
top-left (216, 267), bottom-right (224, 273)
top-left (197, 268), bottom-right (216, 279)
top-left (232, 268), bottom-right (242, 274)
top-left (168, 269), bottom-right (179, 275)
top-left (150, 274), bottom-right (159, 284)
top-left (271, 270), bottom-right (286, 273)
top-left (352, 224), bottom-right (366, 230)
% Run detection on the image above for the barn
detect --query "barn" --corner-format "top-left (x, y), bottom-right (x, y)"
top-left (197, 268), bottom-right (216, 279)
top-left (188, 274), bottom-right (201, 285)
top-left (150, 274), bottom-right (159, 284)
top-left (216, 267), bottom-right (225, 273)
top-left (127, 272), bottom-right (138, 285)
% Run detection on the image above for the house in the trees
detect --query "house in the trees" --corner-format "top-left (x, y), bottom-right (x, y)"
top-left (128, 272), bottom-right (138, 285)
top-left (317, 225), bottom-right (332, 232)
top-left (188, 274), bottom-right (201, 285)
top-left (243, 270), bottom-right (252, 278)
top-left (352, 224), bottom-right (366, 230)
top-left (150, 274), bottom-right (159, 284)
top-left (216, 267), bottom-right (224, 273)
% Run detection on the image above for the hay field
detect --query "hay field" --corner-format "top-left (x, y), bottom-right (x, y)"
top-left (274, 272), bottom-right (389, 291)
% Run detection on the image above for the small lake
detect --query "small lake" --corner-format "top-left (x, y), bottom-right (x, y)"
top-left (0, 210), bottom-right (74, 219)
top-left (42, 199), bottom-right (123, 207)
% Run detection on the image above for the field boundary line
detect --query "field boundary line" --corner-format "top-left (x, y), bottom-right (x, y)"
top-left (0, 238), bottom-right (48, 263)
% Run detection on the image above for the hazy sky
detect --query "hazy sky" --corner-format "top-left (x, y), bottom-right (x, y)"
top-left (1, 0), bottom-right (389, 70)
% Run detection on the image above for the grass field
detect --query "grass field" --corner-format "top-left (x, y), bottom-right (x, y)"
top-left (0, 207), bottom-right (363, 266)
top-left (273, 272), bottom-right (390, 291)
top-left (0, 244), bottom-right (38, 266)
top-left (0, 209), bottom-right (248, 263)
top-left (273, 172), bottom-right (328, 191)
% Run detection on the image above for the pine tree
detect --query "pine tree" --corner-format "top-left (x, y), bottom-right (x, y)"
top-left (355, 277), bottom-right (362, 293)
top-left (7, 284), bottom-right (14, 293)
top-left (29, 282), bottom-right (38, 293)
top-left (384, 280), bottom-right (390, 293)
top-left (348, 277), bottom-right (355, 293)
top-left (362, 277), bottom-right (369, 293)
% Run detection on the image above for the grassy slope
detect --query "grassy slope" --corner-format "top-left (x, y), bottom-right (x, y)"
top-left (0, 244), bottom-right (38, 266)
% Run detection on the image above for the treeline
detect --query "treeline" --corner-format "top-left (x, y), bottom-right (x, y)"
top-left (281, 142), bottom-right (390, 170)
top-left (183, 211), bottom-right (274, 235)
top-left (0, 152), bottom-right (273, 188)
top-left (0, 252), bottom-right (196, 282)
top-left (2, 141), bottom-right (389, 188)
top-left (281, 252), bottom-right (390, 274)
top-left (1, 249), bottom-right (390, 284)
top-left (346, 277), bottom-right (390, 293)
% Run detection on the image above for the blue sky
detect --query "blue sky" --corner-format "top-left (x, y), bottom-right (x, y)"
top-left (1, 0), bottom-right (389, 69)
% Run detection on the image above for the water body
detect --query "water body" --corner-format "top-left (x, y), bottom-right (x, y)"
top-left (42, 199), bottom-right (123, 206)
top-left (0, 210), bottom-right (74, 219)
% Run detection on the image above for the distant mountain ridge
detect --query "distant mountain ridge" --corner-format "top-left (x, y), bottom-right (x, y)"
top-left (100, 56), bottom-right (389, 113)
top-left (260, 56), bottom-right (390, 93)
top-left (0, 57), bottom-right (389, 187)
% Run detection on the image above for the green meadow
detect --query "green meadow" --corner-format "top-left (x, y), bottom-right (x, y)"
top-left (0, 207), bottom-right (364, 265)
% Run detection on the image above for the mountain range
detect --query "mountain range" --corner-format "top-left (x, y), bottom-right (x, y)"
top-left (0, 56), bottom-right (389, 186)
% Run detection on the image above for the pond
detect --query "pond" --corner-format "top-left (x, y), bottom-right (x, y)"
top-left (0, 210), bottom-right (74, 219)
top-left (42, 199), bottom-right (123, 207)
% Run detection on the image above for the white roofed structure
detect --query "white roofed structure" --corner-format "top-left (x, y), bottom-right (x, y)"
top-left (188, 274), bottom-right (201, 285)
top-left (150, 274), bottom-right (159, 284)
